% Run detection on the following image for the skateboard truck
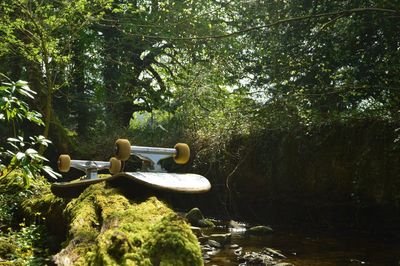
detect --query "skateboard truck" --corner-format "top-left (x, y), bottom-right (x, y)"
top-left (114, 139), bottom-right (190, 172)
top-left (58, 155), bottom-right (122, 180)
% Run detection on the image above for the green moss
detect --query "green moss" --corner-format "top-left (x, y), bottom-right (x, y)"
top-left (56, 183), bottom-right (203, 266)
top-left (143, 214), bottom-right (203, 266)
top-left (1, 170), bottom-right (61, 231)
top-left (0, 238), bottom-right (16, 260)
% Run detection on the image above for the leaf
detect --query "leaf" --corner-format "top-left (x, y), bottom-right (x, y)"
top-left (7, 137), bottom-right (21, 142)
top-left (16, 152), bottom-right (25, 160)
top-left (6, 149), bottom-right (16, 156)
top-left (21, 166), bottom-right (31, 188)
top-left (32, 153), bottom-right (49, 162)
top-left (7, 142), bottom-right (19, 150)
top-left (42, 166), bottom-right (60, 179)
top-left (18, 87), bottom-right (35, 99)
top-left (15, 80), bottom-right (28, 86)
top-left (32, 135), bottom-right (51, 146)
top-left (25, 148), bottom-right (38, 155)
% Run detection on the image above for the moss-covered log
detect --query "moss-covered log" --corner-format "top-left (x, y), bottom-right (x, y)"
top-left (0, 170), bottom-right (203, 266)
top-left (42, 183), bottom-right (202, 265)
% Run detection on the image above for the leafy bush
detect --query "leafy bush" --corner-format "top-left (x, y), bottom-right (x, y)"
top-left (0, 170), bottom-right (54, 265)
top-left (0, 223), bottom-right (50, 265)
top-left (0, 77), bottom-right (59, 187)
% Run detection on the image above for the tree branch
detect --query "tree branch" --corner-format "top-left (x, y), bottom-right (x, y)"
top-left (132, 7), bottom-right (399, 41)
top-left (147, 65), bottom-right (167, 93)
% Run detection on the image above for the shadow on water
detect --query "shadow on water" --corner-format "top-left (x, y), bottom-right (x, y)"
top-left (204, 225), bottom-right (400, 266)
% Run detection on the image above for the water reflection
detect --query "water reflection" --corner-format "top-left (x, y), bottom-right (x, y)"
top-left (203, 223), bottom-right (400, 266)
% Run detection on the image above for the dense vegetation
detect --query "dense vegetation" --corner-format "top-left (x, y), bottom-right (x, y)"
top-left (1, 1), bottom-right (400, 261)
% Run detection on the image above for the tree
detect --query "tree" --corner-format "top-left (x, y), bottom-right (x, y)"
top-left (0, 0), bottom-right (113, 152)
top-left (228, 0), bottom-right (400, 127)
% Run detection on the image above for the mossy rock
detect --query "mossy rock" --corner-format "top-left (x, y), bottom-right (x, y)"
top-left (247, 225), bottom-right (274, 236)
top-left (53, 183), bottom-right (203, 266)
top-left (185, 208), bottom-right (214, 228)
top-left (186, 208), bottom-right (204, 223)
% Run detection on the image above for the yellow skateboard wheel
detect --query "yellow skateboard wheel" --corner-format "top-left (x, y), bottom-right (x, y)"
top-left (174, 143), bottom-right (190, 164)
top-left (109, 157), bottom-right (122, 174)
top-left (115, 139), bottom-right (131, 161)
top-left (58, 154), bottom-right (71, 172)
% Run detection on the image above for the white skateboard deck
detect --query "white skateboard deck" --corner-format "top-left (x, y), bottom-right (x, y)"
top-left (109, 172), bottom-right (211, 193)
top-left (51, 172), bottom-right (211, 198)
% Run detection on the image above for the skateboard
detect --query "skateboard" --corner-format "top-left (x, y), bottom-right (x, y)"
top-left (50, 155), bottom-right (122, 198)
top-left (51, 140), bottom-right (211, 198)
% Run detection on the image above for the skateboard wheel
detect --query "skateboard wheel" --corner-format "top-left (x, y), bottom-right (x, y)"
top-left (115, 139), bottom-right (131, 161)
top-left (58, 154), bottom-right (71, 172)
top-left (174, 143), bottom-right (190, 164)
top-left (109, 157), bottom-right (122, 174)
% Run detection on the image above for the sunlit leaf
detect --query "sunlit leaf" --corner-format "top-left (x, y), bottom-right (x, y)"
top-left (16, 152), bottom-right (25, 160)
top-left (7, 138), bottom-right (20, 142)
top-left (25, 148), bottom-right (38, 155)
top-left (42, 166), bottom-right (60, 179)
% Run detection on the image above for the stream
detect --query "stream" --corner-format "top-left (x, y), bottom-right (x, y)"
top-left (201, 224), bottom-right (400, 265)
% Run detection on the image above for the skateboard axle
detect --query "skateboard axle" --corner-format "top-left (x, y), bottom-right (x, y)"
top-left (70, 160), bottom-right (111, 180)
top-left (130, 146), bottom-right (176, 172)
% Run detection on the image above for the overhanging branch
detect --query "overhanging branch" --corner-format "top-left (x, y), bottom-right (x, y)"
top-left (133, 7), bottom-right (399, 41)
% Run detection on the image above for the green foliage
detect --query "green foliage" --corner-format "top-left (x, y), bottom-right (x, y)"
top-left (4, 136), bottom-right (59, 187)
top-left (0, 79), bottom-right (59, 187)
top-left (0, 223), bottom-right (50, 265)
top-left (0, 80), bottom-right (42, 126)
top-left (0, 171), bottom-right (55, 266)
top-left (0, 171), bottom-right (50, 227)
top-left (229, 0), bottom-right (400, 127)
top-left (0, 0), bottom-right (114, 142)
top-left (0, 0), bottom-right (399, 154)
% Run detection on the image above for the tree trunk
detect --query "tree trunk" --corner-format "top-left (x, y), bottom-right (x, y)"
top-left (23, 182), bottom-right (203, 266)
top-left (71, 39), bottom-right (90, 138)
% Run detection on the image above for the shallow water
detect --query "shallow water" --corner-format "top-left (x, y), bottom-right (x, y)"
top-left (204, 226), bottom-right (400, 265)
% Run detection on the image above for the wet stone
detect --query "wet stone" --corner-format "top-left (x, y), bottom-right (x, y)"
top-left (247, 225), bottom-right (274, 236)
top-left (201, 244), bottom-right (214, 252)
top-left (236, 247), bottom-right (290, 266)
top-left (209, 233), bottom-right (231, 246)
top-left (203, 253), bottom-right (211, 260)
top-left (198, 218), bottom-right (215, 227)
top-left (186, 208), bottom-right (215, 228)
top-left (190, 226), bottom-right (203, 237)
top-left (186, 208), bottom-right (204, 224)
top-left (207, 239), bottom-right (222, 248)
top-left (198, 236), bottom-right (209, 244)
top-left (234, 247), bottom-right (243, 256)
top-left (229, 220), bottom-right (247, 229)
top-left (239, 251), bottom-right (274, 265)
top-left (263, 247), bottom-right (286, 259)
